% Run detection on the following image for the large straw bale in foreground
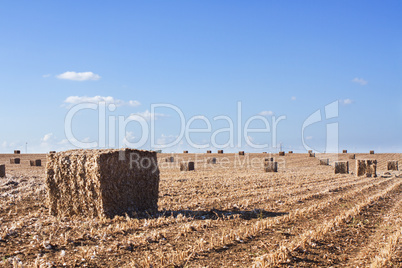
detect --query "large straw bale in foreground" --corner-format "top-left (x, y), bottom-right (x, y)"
top-left (46, 149), bottom-right (160, 218)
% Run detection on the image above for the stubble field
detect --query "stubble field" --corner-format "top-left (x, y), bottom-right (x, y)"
top-left (0, 152), bottom-right (401, 267)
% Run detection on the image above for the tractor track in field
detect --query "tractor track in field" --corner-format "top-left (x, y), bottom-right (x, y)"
top-left (135, 177), bottom-right (399, 267)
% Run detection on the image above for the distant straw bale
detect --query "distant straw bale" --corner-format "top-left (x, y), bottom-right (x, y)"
top-left (279, 151), bottom-right (285, 156)
top-left (30, 159), bottom-right (42, 166)
top-left (165, 157), bottom-right (174, 163)
top-left (218, 150), bottom-right (224, 154)
top-left (370, 150), bottom-right (375, 154)
top-left (14, 150), bottom-right (20, 154)
top-left (10, 158), bottom-right (20, 164)
top-left (239, 151), bottom-right (245, 156)
top-left (387, 161), bottom-right (398, 171)
top-left (356, 160), bottom-right (377, 177)
top-left (343, 150), bottom-right (347, 153)
top-left (207, 158), bottom-right (216, 164)
top-left (45, 149), bottom-right (160, 218)
top-left (264, 161), bottom-right (278, 172)
top-left (335, 161), bottom-right (349, 174)
top-left (320, 159), bottom-right (329, 165)
top-left (0, 165), bottom-right (5, 178)
top-left (180, 162), bottom-right (195, 171)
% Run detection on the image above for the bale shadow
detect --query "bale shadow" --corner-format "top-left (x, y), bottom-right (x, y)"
top-left (140, 208), bottom-right (288, 220)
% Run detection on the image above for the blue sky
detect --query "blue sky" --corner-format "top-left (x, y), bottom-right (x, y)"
top-left (1, 1), bottom-right (401, 153)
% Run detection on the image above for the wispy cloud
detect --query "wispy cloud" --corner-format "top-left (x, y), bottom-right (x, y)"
top-left (57, 71), bottom-right (101, 81)
top-left (291, 96), bottom-right (296, 101)
top-left (41, 133), bottom-right (54, 142)
top-left (340, 98), bottom-right (353, 105)
top-left (63, 96), bottom-right (141, 107)
top-left (259, 110), bottom-right (274, 116)
top-left (352, 77), bottom-right (368, 85)
top-left (42, 74), bottom-right (51, 78)
top-left (130, 110), bottom-right (168, 121)
top-left (157, 134), bottom-right (178, 146)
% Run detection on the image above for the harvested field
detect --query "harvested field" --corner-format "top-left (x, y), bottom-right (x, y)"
top-left (0, 153), bottom-right (402, 267)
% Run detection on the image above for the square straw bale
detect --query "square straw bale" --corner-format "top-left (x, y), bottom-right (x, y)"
top-left (45, 149), bottom-right (160, 218)
top-left (30, 159), bottom-right (42, 166)
top-left (320, 159), bottom-right (329, 165)
top-left (0, 165), bottom-right (5, 177)
top-left (180, 161), bottom-right (195, 171)
top-left (335, 161), bottom-right (349, 174)
top-left (387, 161), bottom-right (398, 171)
top-left (264, 161), bottom-right (278, 172)
top-left (10, 158), bottom-right (20, 164)
top-left (207, 158), bottom-right (216, 164)
top-left (356, 160), bottom-right (377, 177)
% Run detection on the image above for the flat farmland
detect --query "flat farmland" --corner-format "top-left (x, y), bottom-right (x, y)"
top-left (0, 153), bottom-right (401, 267)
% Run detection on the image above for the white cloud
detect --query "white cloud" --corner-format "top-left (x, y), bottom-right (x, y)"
top-left (259, 110), bottom-right (274, 116)
top-left (305, 136), bottom-right (313, 140)
top-left (130, 110), bottom-right (168, 121)
top-left (352, 77), bottom-right (368, 85)
top-left (291, 96), bottom-right (296, 101)
top-left (63, 96), bottom-right (141, 107)
top-left (128, 100), bottom-right (141, 107)
top-left (42, 133), bottom-right (54, 142)
top-left (56, 71), bottom-right (101, 81)
top-left (340, 99), bottom-right (353, 105)
top-left (58, 139), bottom-right (70, 145)
top-left (157, 134), bottom-right (178, 146)
top-left (42, 74), bottom-right (51, 78)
